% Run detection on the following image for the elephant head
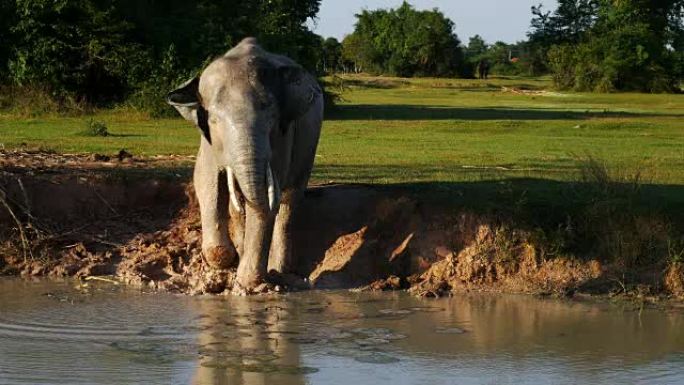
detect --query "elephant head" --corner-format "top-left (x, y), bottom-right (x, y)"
top-left (166, 38), bottom-right (320, 216)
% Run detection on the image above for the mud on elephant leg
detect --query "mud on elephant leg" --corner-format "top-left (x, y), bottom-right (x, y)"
top-left (195, 146), bottom-right (238, 270)
top-left (234, 204), bottom-right (276, 293)
top-left (268, 189), bottom-right (303, 275)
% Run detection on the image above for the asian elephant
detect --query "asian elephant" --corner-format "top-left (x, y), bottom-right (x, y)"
top-left (166, 37), bottom-right (323, 294)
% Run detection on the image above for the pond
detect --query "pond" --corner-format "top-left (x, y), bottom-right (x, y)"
top-left (0, 278), bottom-right (683, 385)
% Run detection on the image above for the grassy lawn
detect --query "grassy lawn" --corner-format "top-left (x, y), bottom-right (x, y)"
top-left (1, 75), bottom-right (682, 185)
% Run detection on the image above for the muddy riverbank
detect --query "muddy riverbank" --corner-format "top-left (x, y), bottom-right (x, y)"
top-left (1, 150), bottom-right (683, 299)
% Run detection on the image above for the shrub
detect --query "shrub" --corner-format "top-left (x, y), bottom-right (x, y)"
top-left (547, 45), bottom-right (578, 90)
top-left (0, 85), bottom-right (84, 117)
top-left (82, 119), bottom-right (109, 137)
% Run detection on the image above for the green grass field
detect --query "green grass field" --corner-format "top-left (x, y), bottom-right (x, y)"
top-left (1, 75), bottom-right (683, 185)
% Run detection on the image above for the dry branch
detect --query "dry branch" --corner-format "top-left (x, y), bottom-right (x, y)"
top-left (0, 188), bottom-right (31, 261)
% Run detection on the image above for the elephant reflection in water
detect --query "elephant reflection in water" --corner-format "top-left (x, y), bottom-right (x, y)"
top-left (191, 297), bottom-right (307, 385)
top-left (189, 292), bottom-right (375, 385)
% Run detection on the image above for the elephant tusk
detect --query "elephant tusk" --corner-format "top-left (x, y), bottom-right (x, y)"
top-left (267, 163), bottom-right (280, 212)
top-left (227, 167), bottom-right (243, 214)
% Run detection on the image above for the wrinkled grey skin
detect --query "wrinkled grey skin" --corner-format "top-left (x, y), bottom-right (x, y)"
top-left (166, 38), bottom-right (323, 294)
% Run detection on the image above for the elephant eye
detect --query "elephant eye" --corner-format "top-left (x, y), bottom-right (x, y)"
top-left (256, 66), bottom-right (272, 81)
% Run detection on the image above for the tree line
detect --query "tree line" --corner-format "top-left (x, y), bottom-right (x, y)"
top-left (0, 0), bottom-right (681, 115)
top-left (529, 0), bottom-right (684, 92)
top-left (321, 1), bottom-right (683, 92)
top-left (0, 0), bottom-right (321, 114)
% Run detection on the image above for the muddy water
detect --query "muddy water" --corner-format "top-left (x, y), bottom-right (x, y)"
top-left (0, 279), bottom-right (683, 385)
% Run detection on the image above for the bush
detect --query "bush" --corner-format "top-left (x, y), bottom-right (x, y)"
top-left (0, 85), bottom-right (84, 117)
top-left (82, 119), bottom-right (109, 137)
top-left (542, 2), bottom-right (683, 93)
top-left (342, 2), bottom-right (466, 78)
top-left (125, 45), bottom-right (193, 118)
top-left (547, 45), bottom-right (576, 90)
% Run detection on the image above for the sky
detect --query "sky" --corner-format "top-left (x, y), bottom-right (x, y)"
top-left (308, 0), bottom-right (559, 44)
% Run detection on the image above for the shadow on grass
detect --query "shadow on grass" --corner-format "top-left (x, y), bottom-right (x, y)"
top-left (312, 163), bottom-right (684, 232)
top-left (312, 163), bottom-right (580, 184)
top-left (73, 133), bottom-right (146, 139)
top-left (389, 179), bottom-right (683, 222)
top-left (107, 133), bottom-right (146, 138)
top-left (327, 104), bottom-right (682, 121)
top-left (338, 78), bottom-right (410, 89)
top-left (336, 76), bottom-right (546, 91)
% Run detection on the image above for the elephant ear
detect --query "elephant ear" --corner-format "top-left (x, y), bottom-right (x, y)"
top-left (277, 64), bottom-right (322, 129)
top-left (166, 76), bottom-right (211, 143)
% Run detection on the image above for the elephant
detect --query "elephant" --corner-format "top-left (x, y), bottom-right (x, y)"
top-left (477, 59), bottom-right (490, 80)
top-left (166, 37), bottom-right (323, 294)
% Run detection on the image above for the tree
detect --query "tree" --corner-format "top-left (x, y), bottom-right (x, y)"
top-left (529, 0), bottom-right (598, 45)
top-left (466, 35), bottom-right (488, 59)
top-left (320, 37), bottom-right (342, 73)
top-left (9, 0), bottom-right (142, 103)
top-left (3, 0), bottom-right (323, 108)
top-left (342, 2), bottom-right (465, 77)
top-left (527, 1), bottom-right (600, 76)
top-left (531, 0), bottom-right (684, 92)
top-left (0, 0), bottom-right (16, 82)
top-left (341, 33), bottom-right (365, 73)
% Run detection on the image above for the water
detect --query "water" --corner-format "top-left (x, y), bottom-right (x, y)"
top-left (0, 278), bottom-right (683, 385)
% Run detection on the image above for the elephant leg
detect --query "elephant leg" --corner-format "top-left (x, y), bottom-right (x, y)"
top-left (234, 206), bottom-right (275, 292)
top-left (268, 189), bottom-right (302, 274)
top-left (194, 143), bottom-right (237, 269)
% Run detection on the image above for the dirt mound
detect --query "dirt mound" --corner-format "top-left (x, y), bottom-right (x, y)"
top-left (408, 225), bottom-right (602, 297)
top-left (116, 198), bottom-right (236, 295)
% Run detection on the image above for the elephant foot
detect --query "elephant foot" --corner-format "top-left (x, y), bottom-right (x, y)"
top-left (231, 279), bottom-right (279, 296)
top-left (232, 267), bottom-right (264, 294)
top-left (203, 245), bottom-right (237, 270)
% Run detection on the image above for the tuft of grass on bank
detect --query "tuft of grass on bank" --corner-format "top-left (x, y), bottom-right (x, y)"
top-left (79, 119), bottom-right (109, 137)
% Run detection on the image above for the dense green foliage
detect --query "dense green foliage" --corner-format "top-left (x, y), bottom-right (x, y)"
top-left (340, 2), bottom-right (465, 77)
top-left (0, 0), bottom-right (321, 113)
top-left (530, 0), bottom-right (684, 92)
top-left (320, 37), bottom-right (343, 73)
top-left (464, 37), bottom-right (539, 77)
top-left (1, 0), bottom-right (680, 115)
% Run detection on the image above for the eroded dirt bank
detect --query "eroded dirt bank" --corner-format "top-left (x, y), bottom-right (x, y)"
top-left (1, 150), bottom-right (683, 300)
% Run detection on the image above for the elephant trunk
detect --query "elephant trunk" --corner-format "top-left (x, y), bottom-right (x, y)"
top-left (230, 158), bottom-right (280, 214)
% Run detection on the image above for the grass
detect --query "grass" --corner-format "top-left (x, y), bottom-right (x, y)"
top-left (1, 75), bottom-right (682, 186)
top-left (320, 75), bottom-right (684, 185)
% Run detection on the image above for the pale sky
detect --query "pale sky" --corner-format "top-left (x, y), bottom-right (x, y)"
top-left (308, 0), bottom-right (559, 44)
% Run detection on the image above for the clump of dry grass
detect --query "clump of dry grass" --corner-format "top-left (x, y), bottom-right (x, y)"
top-left (573, 157), bottom-right (669, 267)
top-left (0, 85), bottom-right (86, 118)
